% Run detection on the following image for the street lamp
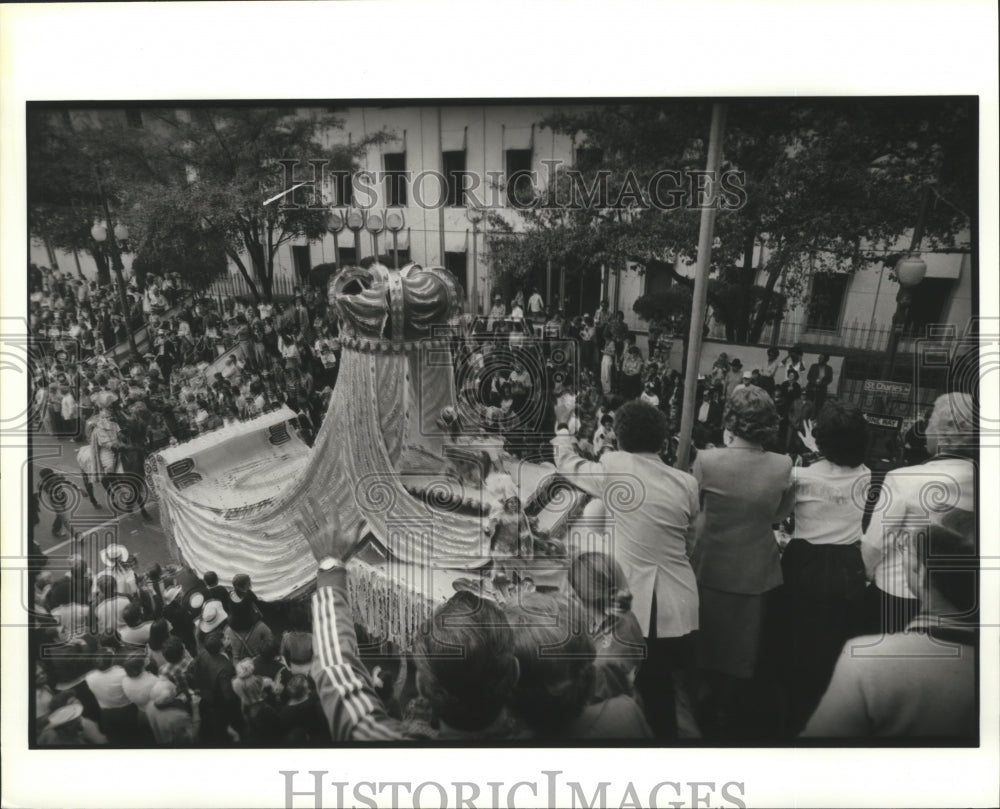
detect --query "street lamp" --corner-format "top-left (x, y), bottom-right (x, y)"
top-left (346, 208), bottom-right (365, 260)
top-left (880, 182), bottom-right (934, 380)
top-left (466, 203), bottom-right (484, 314)
top-left (366, 211), bottom-right (385, 261)
top-left (328, 210), bottom-right (346, 268)
top-left (91, 219), bottom-right (139, 356)
top-left (386, 210), bottom-right (405, 269)
top-left (881, 252), bottom-right (927, 378)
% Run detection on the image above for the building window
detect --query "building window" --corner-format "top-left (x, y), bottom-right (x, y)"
top-left (384, 152), bottom-right (407, 207)
top-left (337, 246), bottom-right (358, 267)
top-left (505, 148), bottom-right (534, 209)
top-left (442, 150), bottom-right (467, 207)
top-left (643, 259), bottom-right (674, 299)
top-left (125, 109), bottom-right (143, 129)
top-left (444, 251), bottom-right (468, 293)
top-left (383, 248), bottom-right (410, 268)
top-left (292, 245), bottom-right (311, 283)
top-left (906, 277), bottom-right (954, 335)
top-left (806, 272), bottom-right (848, 332)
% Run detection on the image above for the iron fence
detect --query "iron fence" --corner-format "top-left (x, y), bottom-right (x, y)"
top-left (203, 274), bottom-right (300, 306)
top-left (704, 316), bottom-right (959, 356)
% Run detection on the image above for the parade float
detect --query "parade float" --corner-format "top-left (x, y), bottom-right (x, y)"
top-left (147, 263), bottom-right (597, 648)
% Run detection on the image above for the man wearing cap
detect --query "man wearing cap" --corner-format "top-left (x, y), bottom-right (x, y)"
top-left (732, 370), bottom-right (753, 396)
top-left (487, 293), bottom-right (506, 331)
top-left (38, 701), bottom-right (108, 746)
top-left (195, 598), bottom-right (229, 653)
top-left (99, 543), bottom-right (140, 599)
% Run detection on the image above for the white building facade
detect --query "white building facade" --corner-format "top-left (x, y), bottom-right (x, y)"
top-left (31, 104), bottom-right (974, 352)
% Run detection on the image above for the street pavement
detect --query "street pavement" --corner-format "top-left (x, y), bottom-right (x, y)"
top-left (28, 431), bottom-right (174, 575)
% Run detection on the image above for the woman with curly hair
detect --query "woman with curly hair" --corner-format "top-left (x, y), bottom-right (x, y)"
top-left (690, 386), bottom-right (794, 732)
top-left (778, 400), bottom-right (871, 732)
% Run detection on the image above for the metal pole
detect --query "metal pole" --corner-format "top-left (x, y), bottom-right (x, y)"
top-left (97, 172), bottom-right (139, 357)
top-left (72, 248), bottom-right (85, 280)
top-left (393, 230), bottom-right (399, 270)
top-left (881, 184), bottom-right (932, 379)
top-left (333, 231), bottom-right (341, 268)
top-left (438, 107), bottom-right (446, 266)
top-left (675, 103), bottom-right (727, 471)
top-left (868, 262), bottom-right (886, 333)
top-left (471, 222), bottom-right (479, 314)
top-left (546, 258), bottom-right (552, 315)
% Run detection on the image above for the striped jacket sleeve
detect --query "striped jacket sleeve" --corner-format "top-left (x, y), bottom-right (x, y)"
top-left (310, 567), bottom-right (406, 741)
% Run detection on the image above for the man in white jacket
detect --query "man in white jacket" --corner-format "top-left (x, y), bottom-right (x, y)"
top-left (551, 400), bottom-right (700, 739)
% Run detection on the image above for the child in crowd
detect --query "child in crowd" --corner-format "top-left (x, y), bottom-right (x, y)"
top-left (592, 414), bottom-right (617, 458)
top-left (569, 552), bottom-right (646, 702)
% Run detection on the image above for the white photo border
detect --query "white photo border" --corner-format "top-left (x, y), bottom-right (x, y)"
top-left (2, 2), bottom-right (997, 808)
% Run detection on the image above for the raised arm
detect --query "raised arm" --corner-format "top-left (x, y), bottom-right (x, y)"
top-left (310, 565), bottom-right (403, 741)
top-left (551, 433), bottom-right (607, 499)
top-left (296, 497), bottom-right (404, 741)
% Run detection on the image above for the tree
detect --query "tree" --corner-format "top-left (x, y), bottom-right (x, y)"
top-left (29, 106), bottom-right (384, 302)
top-left (128, 189), bottom-right (230, 294)
top-left (115, 107), bottom-right (382, 302)
top-left (486, 192), bottom-right (602, 305)
top-left (501, 100), bottom-right (974, 345)
top-left (27, 109), bottom-right (121, 285)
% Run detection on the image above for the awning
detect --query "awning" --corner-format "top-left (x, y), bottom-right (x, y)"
top-left (444, 228), bottom-right (469, 253)
top-left (503, 124), bottom-right (533, 150)
top-left (441, 128), bottom-right (466, 152)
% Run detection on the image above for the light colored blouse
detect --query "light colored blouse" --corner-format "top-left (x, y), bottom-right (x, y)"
top-left (793, 460), bottom-right (871, 545)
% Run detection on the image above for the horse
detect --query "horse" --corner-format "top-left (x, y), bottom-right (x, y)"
top-left (75, 416), bottom-right (152, 520)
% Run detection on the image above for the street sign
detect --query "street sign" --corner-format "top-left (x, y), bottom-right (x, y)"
top-left (863, 413), bottom-right (903, 430)
top-left (863, 379), bottom-right (912, 397)
top-left (859, 378), bottom-right (913, 418)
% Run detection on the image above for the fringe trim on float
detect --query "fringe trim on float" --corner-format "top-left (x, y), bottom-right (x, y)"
top-left (346, 558), bottom-right (437, 651)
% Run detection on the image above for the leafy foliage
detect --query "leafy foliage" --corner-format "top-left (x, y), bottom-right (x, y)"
top-left (118, 108), bottom-right (379, 301)
top-left (28, 106), bottom-right (384, 301)
top-left (494, 99), bottom-right (974, 344)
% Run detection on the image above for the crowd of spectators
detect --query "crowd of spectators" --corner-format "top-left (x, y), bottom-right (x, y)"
top-left (32, 544), bottom-right (334, 745)
top-left (29, 270), bottom-right (978, 745)
top-left (29, 264), bottom-right (343, 469)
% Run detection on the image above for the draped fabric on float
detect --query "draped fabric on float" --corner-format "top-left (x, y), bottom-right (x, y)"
top-left (149, 264), bottom-right (488, 602)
